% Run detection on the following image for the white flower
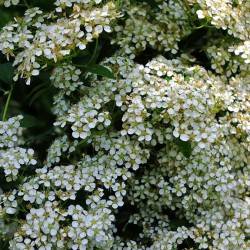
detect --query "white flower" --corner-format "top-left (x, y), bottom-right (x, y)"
top-left (180, 134), bottom-right (189, 141)
top-left (196, 10), bottom-right (205, 19)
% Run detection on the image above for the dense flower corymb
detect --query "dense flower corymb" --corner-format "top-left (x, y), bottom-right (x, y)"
top-left (0, 0), bottom-right (249, 249)
top-left (0, 2), bottom-right (120, 84)
top-left (0, 116), bottom-right (36, 181)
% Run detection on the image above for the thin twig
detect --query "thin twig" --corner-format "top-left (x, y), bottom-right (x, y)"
top-left (2, 84), bottom-right (14, 121)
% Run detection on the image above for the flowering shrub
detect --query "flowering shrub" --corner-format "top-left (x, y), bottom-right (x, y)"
top-left (0, 0), bottom-right (249, 249)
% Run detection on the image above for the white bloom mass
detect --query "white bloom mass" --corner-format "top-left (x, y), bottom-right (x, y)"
top-left (0, 0), bottom-right (249, 249)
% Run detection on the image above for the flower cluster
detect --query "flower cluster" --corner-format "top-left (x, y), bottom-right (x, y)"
top-left (0, 0), bottom-right (249, 249)
top-left (0, 2), bottom-right (120, 84)
top-left (54, 0), bottom-right (103, 12)
top-left (0, 116), bottom-right (36, 181)
top-left (231, 40), bottom-right (250, 64)
top-left (56, 89), bottom-right (112, 139)
top-left (0, 132), bottom-right (149, 248)
top-left (118, 56), bottom-right (225, 148)
top-left (112, 0), bottom-right (192, 58)
top-left (189, 0), bottom-right (250, 81)
top-left (50, 64), bottom-right (83, 95)
top-left (1, 0), bottom-right (19, 7)
top-left (46, 135), bottom-right (78, 166)
top-left (192, 0), bottom-right (250, 40)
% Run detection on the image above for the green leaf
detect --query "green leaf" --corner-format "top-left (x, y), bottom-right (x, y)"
top-left (30, 0), bottom-right (55, 10)
top-left (84, 64), bottom-right (115, 79)
top-left (25, 82), bottom-right (48, 101)
top-left (29, 86), bottom-right (50, 106)
top-left (0, 9), bottom-right (12, 28)
top-left (0, 63), bottom-right (14, 84)
top-left (175, 139), bottom-right (192, 158)
top-left (88, 39), bottom-right (100, 65)
top-left (20, 114), bottom-right (43, 128)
